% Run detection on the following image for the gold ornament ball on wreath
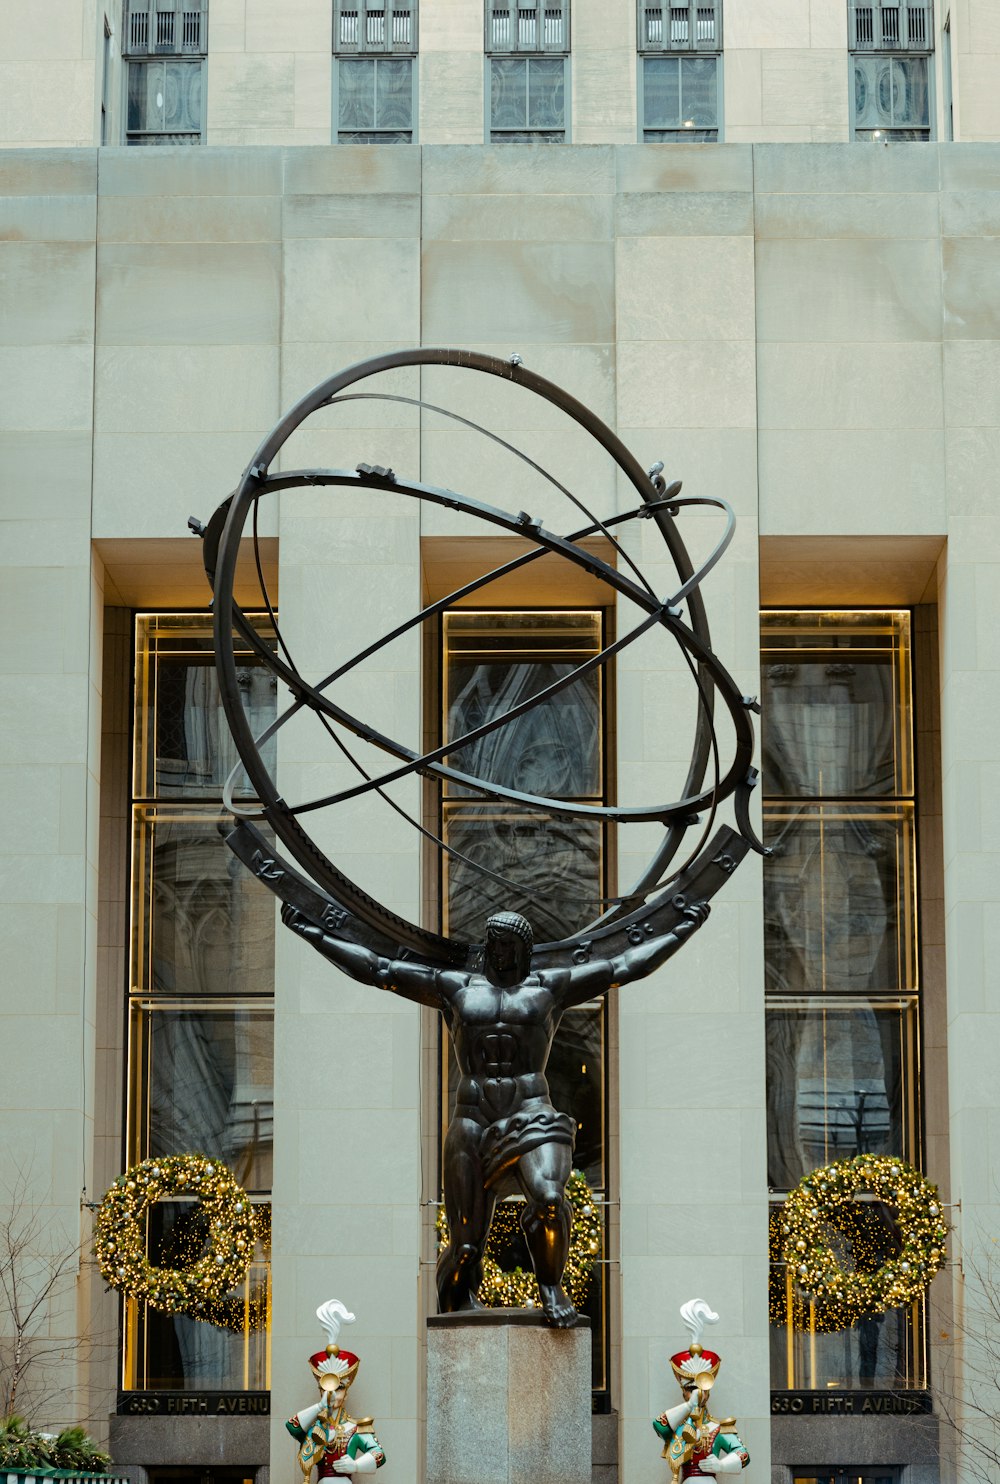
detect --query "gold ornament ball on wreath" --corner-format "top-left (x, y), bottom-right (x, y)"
top-left (778, 1155), bottom-right (948, 1315)
top-left (437, 1170), bottom-right (602, 1311)
top-left (95, 1154), bottom-right (258, 1320)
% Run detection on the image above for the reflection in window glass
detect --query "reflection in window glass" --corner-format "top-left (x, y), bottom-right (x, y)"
top-left (642, 55), bottom-right (718, 140)
top-left (132, 807), bottom-right (276, 999)
top-left (443, 804), bottom-right (601, 943)
top-left (771, 1298), bottom-right (924, 1391)
top-left (444, 611), bottom-right (601, 798)
top-left (126, 59), bottom-right (202, 142)
top-left (766, 996), bottom-right (917, 1189)
top-left (130, 1002), bottom-right (274, 1192)
top-left (338, 55), bottom-right (413, 139)
top-left (125, 1202), bottom-right (270, 1390)
top-left (770, 1201), bottom-right (924, 1389)
top-left (761, 611), bottom-right (911, 797)
top-left (134, 614), bottom-right (278, 800)
top-left (764, 804), bottom-right (916, 996)
top-left (854, 55), bottom-right (929, 138)
top-left (490, 57), bottom-right (566, 139)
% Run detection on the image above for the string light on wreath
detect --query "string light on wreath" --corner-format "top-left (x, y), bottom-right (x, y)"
top-left (95, 1154), bottom-right (259, 1320)
top-left (777, 1155), bottom-right (948, 1318)
top-left (768, 1206), bottom-right (865, 1335)
top-left (199, 1205), bottom-right (271, 1333)
top-left (437, 1170), bottom-right (602, 1310)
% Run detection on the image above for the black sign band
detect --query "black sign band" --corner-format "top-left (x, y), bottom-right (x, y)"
top-left (771, 1391), bottom-right (931, 1417)
top-left (117, 1393), bottom-right (270, 1417)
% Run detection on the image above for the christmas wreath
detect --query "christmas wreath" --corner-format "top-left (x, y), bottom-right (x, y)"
top-left (437, 1169), bottom-right (602, 1310)
top-left (95, 1155), bottom-right (259, 1318)
top-left (778, 1155), bottom-right (947, 1314)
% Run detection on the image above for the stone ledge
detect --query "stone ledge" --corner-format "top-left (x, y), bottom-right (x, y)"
top-left (108, 1415), bottom-right (269, 1468)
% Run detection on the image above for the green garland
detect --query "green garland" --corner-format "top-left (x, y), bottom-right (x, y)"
top-left (436, 1170), bottom-right (602, 1310)
top-left (95, 1154), bottom-right (259, 1319)
top-left (778, 1155), bottom-right (947, 1315)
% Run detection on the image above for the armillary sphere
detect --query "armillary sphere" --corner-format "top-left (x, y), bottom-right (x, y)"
top-left (198, 348), bottom-right (764, 974)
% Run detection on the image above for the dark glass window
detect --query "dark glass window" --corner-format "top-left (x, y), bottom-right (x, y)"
top-left (762, 611), bottom-right (924, 1391)
top-left (766, 996), bottom-right (917, 1190)
top-left (439, 610), bottom-right (610, 1393)
top-left (125, 615), bottom-right (275, 1392)
top-left (337, 56), bottom-right (414, 141)
top-left (489, 56), bottom-right (566, 140)
top-left (642, 55), bottom-right (719, 140)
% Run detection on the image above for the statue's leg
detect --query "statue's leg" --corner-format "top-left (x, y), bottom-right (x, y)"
top-left (516, 1142), bottom-right (576, 1327)
top-left (438, 1114), bottom-right (494, 1314)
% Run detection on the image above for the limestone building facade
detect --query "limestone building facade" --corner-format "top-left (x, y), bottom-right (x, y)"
top-left (2, 5), bottom-right (1000, 1484)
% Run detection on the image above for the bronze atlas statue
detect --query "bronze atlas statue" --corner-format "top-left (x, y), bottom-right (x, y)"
top-left (196, 348), bottom-right (763, 1328)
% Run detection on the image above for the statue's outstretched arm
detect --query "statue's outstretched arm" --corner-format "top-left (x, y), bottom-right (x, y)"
top-left (557, 903), bottom-right (709, 1008)
top-left (281, 905), bottom-right (443, 1009)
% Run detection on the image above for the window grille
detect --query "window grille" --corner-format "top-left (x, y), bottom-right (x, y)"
top-left (334, 0), bottom-right (416, 54)
top-left (487, 0), bottom-right (568, 55)
top-left (849, 1), bottom-right (932, 52)
top-left (639, 0), bottom-right (719, 53)
top-left (123, 0), bottom-right (207, 56)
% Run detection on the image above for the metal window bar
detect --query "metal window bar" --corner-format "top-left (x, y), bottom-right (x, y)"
top-left (849, 0), bottom-right (932, 50)
top-left (335, 0), bottom-right (415, 52)
top-left (124, 0), bottom-right (206, 55)
top-left (488, 0), bottom-right (567, 54)
top-left (128, 4), bottom-right (148, 50)
top-left (156, 7), bottom-right (175, 49)
top-left (182, 10), bottom-right (201, 48)
top-left (639, 0), bottom-right (718, 53)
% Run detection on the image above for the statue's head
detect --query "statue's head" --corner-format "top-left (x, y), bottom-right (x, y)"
top-left (483, 910), bottom-right (533, 983)
top-left (671, 1299), bottom-right (722, 1401)
top-left (309, 1299), bottom-right (360, 1403)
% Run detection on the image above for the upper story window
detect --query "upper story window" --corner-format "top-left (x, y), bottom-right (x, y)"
top-left (333, 0), bottom-right (416, 142)
top-left (486, 0), bottom-right (569, 143)
top-left (122, 0), bottom-right (207, 145)
top-left (849, 1), bottom-right (933, 140)
top-left (638, 0), bottom-right (720, 141)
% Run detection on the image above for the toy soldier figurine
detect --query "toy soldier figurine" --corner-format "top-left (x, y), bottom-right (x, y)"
top-left (653, 1300), bottom-right (750, 1480)
top-left (287, 1301), bottom-right (386, 1477)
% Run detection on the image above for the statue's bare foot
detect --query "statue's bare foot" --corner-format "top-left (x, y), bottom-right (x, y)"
top-left (539, 1284), bottom-right (578, 1327)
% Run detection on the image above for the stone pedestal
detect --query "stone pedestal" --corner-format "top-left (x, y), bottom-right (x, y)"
top-left (426, 1310), bottom-right (592, 1484)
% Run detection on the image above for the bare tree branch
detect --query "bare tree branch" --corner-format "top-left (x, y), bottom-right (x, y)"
top-left (0, 1163), bottom-right (89, 1421)
top-left (931, 1231), bottom-right (1000, 1484)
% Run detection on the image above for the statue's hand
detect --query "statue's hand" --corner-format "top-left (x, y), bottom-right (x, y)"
top-left (331, 1459), bottom-right (357, 1475)
top-left (282, 903), bottom-right (320, 940)
top-left (697, 1457), bottom-right (722, 1475)
top-left (681, 902), bottom-right (710, 929)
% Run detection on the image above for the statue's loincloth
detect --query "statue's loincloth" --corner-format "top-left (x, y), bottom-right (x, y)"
top-left (480, 1102), bottom-right (576, 1188)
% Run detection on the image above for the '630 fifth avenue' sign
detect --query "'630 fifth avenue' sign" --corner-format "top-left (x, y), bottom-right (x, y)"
top-left (771, 1391), bottom-right (931, 1416)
